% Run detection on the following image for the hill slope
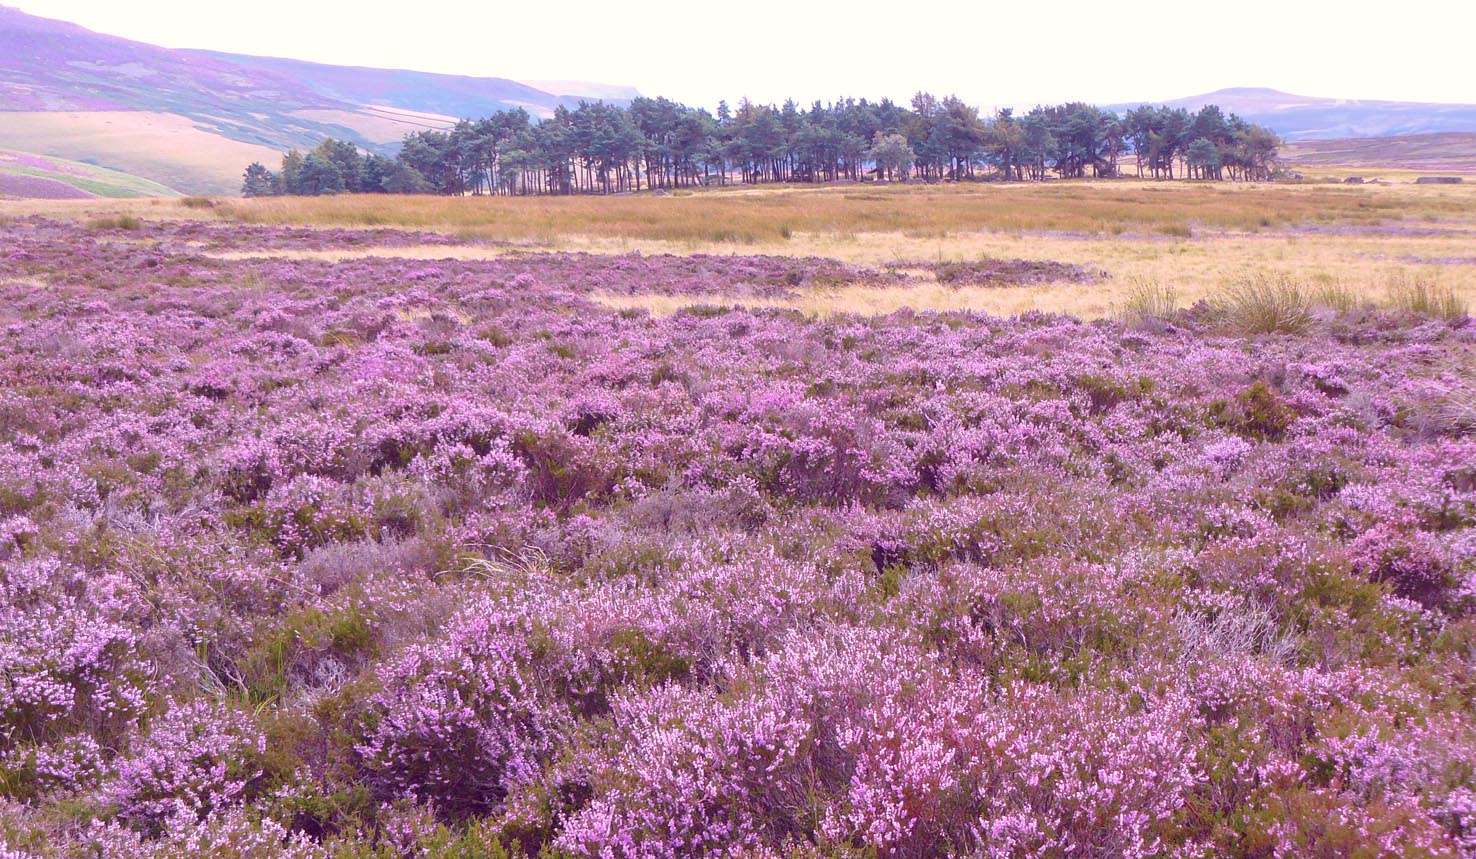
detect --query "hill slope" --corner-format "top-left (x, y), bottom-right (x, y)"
top-left (181, 51), bottom-right (613, 123)
top-left (0, 147), bottom-right (179, 198)
top-left (1111, 87), bottom-right (1476, 140)
top-left (1280, 133), bottom-right (1476, 174)
top-left (0, 5), bottom-right (635, 193)
top-left (0, 112), bottom-right (284, 194)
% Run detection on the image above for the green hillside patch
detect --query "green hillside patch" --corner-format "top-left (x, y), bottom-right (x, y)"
top-left (0, 149), bottom-right (180, 198)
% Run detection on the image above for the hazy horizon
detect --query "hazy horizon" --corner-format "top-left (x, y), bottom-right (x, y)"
top-left (11, 0), bottom-right (1476, 111)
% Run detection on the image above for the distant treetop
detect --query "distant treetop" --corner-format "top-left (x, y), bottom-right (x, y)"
top-left (244, 95), bottom-right (1280, 197)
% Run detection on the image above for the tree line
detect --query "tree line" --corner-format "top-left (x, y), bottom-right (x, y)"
top-left (241, 95), bottom-right (1282, 197)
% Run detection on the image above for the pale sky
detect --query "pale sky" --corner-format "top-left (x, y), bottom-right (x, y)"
top-left (14, 0), bottom-right (1476, 109)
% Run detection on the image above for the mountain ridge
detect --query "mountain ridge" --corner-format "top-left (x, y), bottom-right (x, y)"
top-left (1106, 87), bottom-right (1476, 140)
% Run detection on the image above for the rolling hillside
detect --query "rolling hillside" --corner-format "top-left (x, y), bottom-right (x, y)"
top-left (0, 5), bottom-right (636, 194)
top-left (0, 147), bottom-right (178, 198)
top-left (183, 51), bottom-right (635, 124)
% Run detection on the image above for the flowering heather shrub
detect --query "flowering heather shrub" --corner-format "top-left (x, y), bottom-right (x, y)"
top-left (1350, 522), bottom-right (1459, 609)
top-left (357, 608), bottom-right (565, 819)
top-left (0, 557), bottom-right (149, 799)
top-left (111, 700), bottom-right (266, 831)
top-left (80, 808), bottom-right (328, 859)
top-left (262, 474), bottom-right (369, 557)
top-left (2, 218), bottom-right (1474, 856)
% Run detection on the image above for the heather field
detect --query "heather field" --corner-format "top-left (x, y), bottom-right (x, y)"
top-left (1, 189), bottom-right (1475, 859)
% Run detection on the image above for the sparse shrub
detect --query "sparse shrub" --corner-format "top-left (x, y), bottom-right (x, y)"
top-left (262, 475), bottom-right (367, 557)
top-left (510, 428), bottom-right (615, 511)
top-left (1349, 523), bottom-right (1457, 609)
top-left (1210, 381), bottom-right (1297, 441)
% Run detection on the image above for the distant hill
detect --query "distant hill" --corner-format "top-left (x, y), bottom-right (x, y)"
top-left (0, 5), bottom-right (636, 194)
top-left (1109, 88), bottom-right (1476, 141)
top-left (521, 80), bottom-right (643, 102)
top-left (182, 51), bottom-right (614, 125)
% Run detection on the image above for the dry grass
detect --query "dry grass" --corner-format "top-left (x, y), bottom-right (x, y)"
top-left (593, 282), bottom-right (1082, 319)
top-left (85, 214), bottom-right (143, 231)
top-left (7, 180), bottom-right (1476, 321)
top-left (1436, 384), bottom-right (1476, 434)
top-left (1310, 281), bottom-right (1365, 313)
top-left (211, 181), bottom-right (1461, 243)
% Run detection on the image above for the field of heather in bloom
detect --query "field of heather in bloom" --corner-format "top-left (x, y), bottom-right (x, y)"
top-left (2, 215), bottom-right (1475, 858)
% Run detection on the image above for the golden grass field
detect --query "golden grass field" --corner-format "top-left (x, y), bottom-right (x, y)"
top-left (4, 179), bottom-right (1474, 320)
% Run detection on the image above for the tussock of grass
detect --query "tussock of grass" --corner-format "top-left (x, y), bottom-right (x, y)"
top-left (1219, 273), bottom-right (1313, 335)
top-left (86, 214), bottom-right (143, 231)
top-left (1311, 282), bottom-right (1364, 313)
top-left (1386, 273), bottom-right (1468, 319)
top-left (1437, 385), bottom-right (1476, 434)
top-left (1114, 279), bottom-right (1179, 328)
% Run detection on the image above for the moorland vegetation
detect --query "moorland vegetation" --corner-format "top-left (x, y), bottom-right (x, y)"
top-left (1, 176), bottom-right (1474, 857)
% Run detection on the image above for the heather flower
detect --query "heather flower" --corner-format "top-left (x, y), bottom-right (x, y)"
top-left (5, 217), bottom-right (1476, 855)
top-left (80, 807), bottom-right (328, 859)
top-left (110, 700), bottom-right (266, 831)
top-left (356, 608), bottom-right (565, 819)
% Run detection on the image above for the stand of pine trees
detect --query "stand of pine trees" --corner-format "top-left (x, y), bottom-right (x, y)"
top-left (242, 95), bottom-right (1281, 197)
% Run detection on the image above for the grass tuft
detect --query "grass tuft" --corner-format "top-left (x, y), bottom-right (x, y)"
top-left (1310, 282), bottom-right (1364, 313)
top-left (1114, 279), bottom-right (1179, 329)
top-left (1219, 273), bottom-right (1312, 335)
top-left (1385, 273), bottom-right (1468, 319)
top-left (86, 214), bottom-right (143, 231)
